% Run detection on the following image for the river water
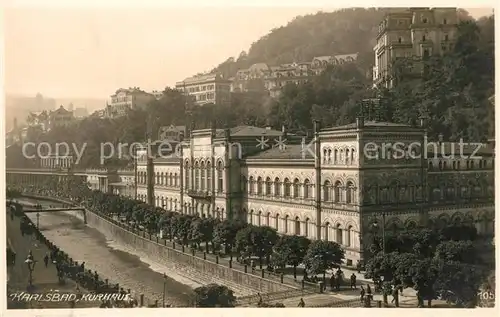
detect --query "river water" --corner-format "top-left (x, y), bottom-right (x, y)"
top-left (19, 198), bottom-right (198, 307)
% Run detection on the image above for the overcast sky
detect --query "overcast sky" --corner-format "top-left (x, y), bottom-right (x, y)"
top-left (4, 6), bottom-right (494, 99)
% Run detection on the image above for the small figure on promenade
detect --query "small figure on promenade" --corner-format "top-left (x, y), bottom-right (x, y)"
top-left (391, 286), bottom-right (400, 307)
top-left (366, 284), bottom-right (372, 300)
top-left (257, 293), bottom-right (263, 306)
top-left (360, 285), bottom-right (366, 302)
top-left (298, 298), bottom-right (305, 307)
top-left (44, 253), bottom-right (49, 267)
top-left (350, 273), bottom-right (357, 289)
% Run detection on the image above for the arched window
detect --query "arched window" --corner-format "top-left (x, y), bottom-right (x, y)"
top-left (257, 211), bottom-right (262, 226)
top-left (248, 176), bottom-right (254, 194)
top-left (257, 177), bottom-right (263, 195)
top-left (156, 172), bottom-right (160, 185)
top-left (295, 217), bottom-right (301, 235)
top-left (275, 214), bottom-right (280, 230)
top-left (304, 218), bottom-right (309, 237)
top-left (249, 210), bottom-right (253, 225)
top-left (293, 178), bottom-right (300, 198)
top-left (194, 162), bottom-right (200, 190)
top-left (334, 181), bottom-right (342, 203)
top-left (439, 161), bottom-right (443, 170)
top-left (304, 179), bottom-right (310, 199)
top-left (346, 181), bottom-right (354, 204)
top-left (206, 163), bottom-right (211, 191)
top-left (323, 180), bottom-right (331, 201)
top-left (284, 178), bottom-right (291, 197)
top-left (336, 224), bottom-right (343, 244)
top-left (217, 161), bottom-right (224, 193)
top-left (265, 177), bottom-right (272, 195)
top-left (265, 212), bottom-right (270, 226)
top-left (200, 162), bottom-right (206, 190)
top-left (274, 177), bottom-right (281, 196)
top-left (324, 222), bottom-right (330, 241)
top-left (160, 172), bottom-right (164, 185)
top-left (346, 226), bottom-right (352, 247)
top-left (428, 162), bottom-right (433, 170)
top-left (184, 162), bottom-right (190, 189)
top-left (284, 215), bottom-right (289, 233)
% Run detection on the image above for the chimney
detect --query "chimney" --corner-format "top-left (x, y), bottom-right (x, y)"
top-left (356, 116), bottom-right (364, 129)
top-left (313, 120), bottom-right (321, 134)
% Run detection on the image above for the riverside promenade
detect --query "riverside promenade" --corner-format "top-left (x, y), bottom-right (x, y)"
top-left (6, 206), bottom-right (99, 309)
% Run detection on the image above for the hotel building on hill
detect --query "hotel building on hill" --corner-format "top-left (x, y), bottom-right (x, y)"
top-left (175, 73), bottom-right (231, 106)
top-left (373, 7), bottom-right (459, 88)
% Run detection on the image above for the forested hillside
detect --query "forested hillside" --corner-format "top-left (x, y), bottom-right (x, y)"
top-left (213, 8), bottom-right (388, 78)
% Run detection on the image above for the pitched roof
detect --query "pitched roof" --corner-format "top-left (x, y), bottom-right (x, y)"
top-left (215, 125), bottom-right (283, 138)
top-left (324, 120), bottom-right (414, 131)
top-left (246, 144), bottom-right (314, 160)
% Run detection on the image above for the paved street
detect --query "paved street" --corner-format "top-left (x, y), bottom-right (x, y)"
top-left (6, 210), bottom-right (99, 308)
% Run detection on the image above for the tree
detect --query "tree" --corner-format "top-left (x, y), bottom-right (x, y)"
top-left (434, 240), bottom-right (478, 264)
top-left (272, 235), bottom-right (310, 278)
top-left (235, 225), bottom-right (278, 268)
top-left (303, 240), bottom-right (345, 281)
top-left (213, 220), bottom-right (247, 259)
top-left (433, 260), bottom-right (487, 307)
top-left (193, 284), bottom-right (236, 307)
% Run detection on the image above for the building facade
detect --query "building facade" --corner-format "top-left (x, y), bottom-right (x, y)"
top-left (230, 53), bottom-right (359, 98)
top-left (124, 120), bottom-right (495, 265)
top-left (6, 120), bottom-right (495, 266)
top-left (49, 106), bottom-right (75, 129)
top-left (107, 88), bottom-right (155, 118)
top-left (373, 7), bottom-right (459, 88)
top-left (175, 74), bottom-right (231, 106)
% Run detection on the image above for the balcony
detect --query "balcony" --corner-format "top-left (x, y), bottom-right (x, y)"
top-left (187, 190), bottom-right (213, 200)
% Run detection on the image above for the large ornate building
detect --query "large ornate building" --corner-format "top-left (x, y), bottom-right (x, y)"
top-left (6, 118), bottom-right (495, 265)
top-left (117, 119), bottom-right (494, 265)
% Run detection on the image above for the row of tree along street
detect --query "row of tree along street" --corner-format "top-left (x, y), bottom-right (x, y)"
top-left (7, 179), bottom-right (495, 308)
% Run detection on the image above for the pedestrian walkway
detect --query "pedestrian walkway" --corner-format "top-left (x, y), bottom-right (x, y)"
top-left (6, 212), bottom-right (98, 309)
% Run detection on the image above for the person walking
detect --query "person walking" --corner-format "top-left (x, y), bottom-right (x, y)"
top-left (350, 273), bottom-right (357, 289)
top-left (298, 298), bottom-right (305, 307)
top-left (366, 284), bottom-right (372, 300)
top-left (43, 253), bottom-right (49, 267)
top-left (360, 285), bottom-right (365, 303)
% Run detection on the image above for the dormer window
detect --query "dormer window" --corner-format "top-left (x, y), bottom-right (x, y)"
top-left (444, 34), bottom-right (449, 41)
top-left (422, 17), bottom-right (428, 23)
top-left (398, 37), bottom-right (402, 43)
top-left (422, 35), bottom-right (426, 41)
top-left (443, 18), bottom-right (447, 25)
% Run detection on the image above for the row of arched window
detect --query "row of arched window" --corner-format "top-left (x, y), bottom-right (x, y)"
top-left (242, 176), bottom-right (357, 204)
top-left (184, 160), bottom-right (224, 193)
top-left (429, 159), bottom-right (493, 171)
top-left (322, 147), bottom-right (356, 165)
top-left (245, 211), bottom-right (356, 247)
top-left (137, 171), bottom-right (180, 187)
top-left (430, 184), bottom-right (492, 201)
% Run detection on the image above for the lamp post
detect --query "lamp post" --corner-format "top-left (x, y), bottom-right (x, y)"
top-left (25, 254), bottom-right (37, 288)
top-left (162, 273), bottom-right (167, 307)
top-left (35, 204), bottom-right (42, 229)
top-left (372, 212), bottom-right (386, 254)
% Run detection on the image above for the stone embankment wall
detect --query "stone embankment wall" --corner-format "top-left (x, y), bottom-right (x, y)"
top-left (24, 195), bottom-right (294, 295)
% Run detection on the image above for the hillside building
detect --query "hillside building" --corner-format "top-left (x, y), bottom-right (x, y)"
top-left (372, 7), bottom-right (459, 88)
top-left (107, 88), bottom-right (155, 118)
top-left (175, 74), bottom-right (231, 106)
